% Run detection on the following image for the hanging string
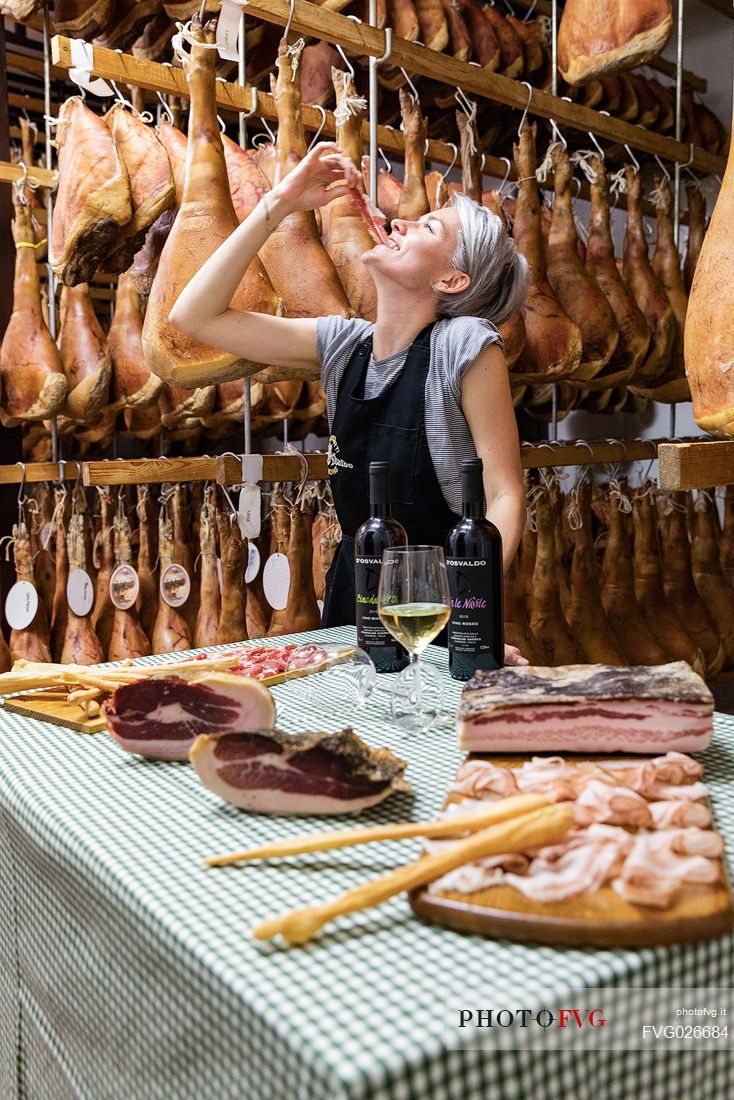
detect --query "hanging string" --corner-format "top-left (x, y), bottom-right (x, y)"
top-left (332, 70), bottom-right (368, 127)
top-left (570, 149), bottom-right (600, 184)
top-left (535, 140), bottom-right (564, 184)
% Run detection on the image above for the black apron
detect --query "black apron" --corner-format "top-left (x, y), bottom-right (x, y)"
top-left (322, 321), bottom-right (459, 628)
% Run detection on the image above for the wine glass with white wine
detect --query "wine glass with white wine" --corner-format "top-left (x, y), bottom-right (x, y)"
top-left (377, 546), bottom-right (451, 733)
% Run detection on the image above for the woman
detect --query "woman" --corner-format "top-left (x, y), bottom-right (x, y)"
top-left (169, 142), bottom-right (529, 662)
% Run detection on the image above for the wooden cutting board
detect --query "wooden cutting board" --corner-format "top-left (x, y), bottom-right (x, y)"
top-left (3, 692), bottom-right (105, 734)
top-left (410, 754), bottom-right (734, 948)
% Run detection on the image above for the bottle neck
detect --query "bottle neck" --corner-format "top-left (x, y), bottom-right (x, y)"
top-left (372, 498), bottom-right (390, 519)
top-left (463, 500), bottom-right (484, 520)
top-left (370, 469), bottom-right (391, 518)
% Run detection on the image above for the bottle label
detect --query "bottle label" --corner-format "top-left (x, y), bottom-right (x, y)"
top-left (446, 562), bottom-right (497, 656)
top-left (355, 557), bottom-right (388, 648)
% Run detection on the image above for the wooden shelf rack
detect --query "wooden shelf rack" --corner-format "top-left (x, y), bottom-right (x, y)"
top-left (658, 441), bottom-right (734, 490)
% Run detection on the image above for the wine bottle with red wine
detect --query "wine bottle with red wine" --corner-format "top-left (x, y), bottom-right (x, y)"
top-left (446, 458), bottom-right (504, 681)
top-left (354, 462), bottom-right (410, 673)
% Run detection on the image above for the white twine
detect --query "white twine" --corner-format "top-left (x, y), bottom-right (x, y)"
top-left (608, 477), bottom-right (632, 514)
top-left (333, 71), bottom-right (368, 127)
top-left (609, 168), bottom-right (628, 197)
top-left (171, 20), bottom-right (222, 67)
top-left (570, 149), bottom-right (600, 184)
top-left (535, 140), bottom-right (564, 185)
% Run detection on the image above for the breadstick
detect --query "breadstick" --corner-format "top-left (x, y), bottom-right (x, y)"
top-left (206, 793), bottom-right (549, 867)
top-left (252, 802), bottom-right (575, 945)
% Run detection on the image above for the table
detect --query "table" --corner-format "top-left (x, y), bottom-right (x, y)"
top-left (0, 626), bottom-right (733, 1100)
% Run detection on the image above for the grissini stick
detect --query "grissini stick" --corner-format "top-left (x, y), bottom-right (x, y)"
top-left (206, 794), bottom-right (550, 867)
top-left (252, 802), bottom-right (575, 946)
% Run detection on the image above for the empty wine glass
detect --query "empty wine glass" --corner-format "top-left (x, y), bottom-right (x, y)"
top-left (377, 545), bottom-right (451, 733)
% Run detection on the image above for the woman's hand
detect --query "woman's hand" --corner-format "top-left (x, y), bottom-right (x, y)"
top-left (504, 643), bottom-right (529, 667)
top-left (270, 142), bottom-right (360, 215)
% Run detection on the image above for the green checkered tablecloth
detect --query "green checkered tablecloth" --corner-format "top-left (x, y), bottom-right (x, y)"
top-left (0, 626), bottom-right (733, 1100)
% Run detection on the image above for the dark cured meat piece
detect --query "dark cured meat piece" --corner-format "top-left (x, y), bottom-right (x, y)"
top-left (190, 727), bottom-right (410, 815)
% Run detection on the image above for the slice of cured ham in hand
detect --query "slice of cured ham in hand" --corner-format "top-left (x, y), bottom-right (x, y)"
top-left (103, 671), bottom-right (276, 761)
top-left (190, 727), bottom-right (410, 815)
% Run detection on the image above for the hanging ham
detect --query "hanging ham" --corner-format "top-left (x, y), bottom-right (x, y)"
top-left (8, 517), bottom-right (51, 663)
top-left (108, 272), bottom-right (162, 411)
top-left (511, 125), bottom-right (582, 383)
top-left (684, 115), bottom-right (734, 435)
top-left (321, 69), bottom-right (377, 321)
top-left (91, 487), bottom-right (116, 656)
top-left (102, 104), bottom-right (175, 275)
top-left (683, 184), bottom-right (706, 294)
top-left (0, 197), bottom-right (67, 427)
top-left (583, 156), bottom-right (649, 389)
top-left (564, 481), bottom-right (624, 664)
top-left (267, 502), bottom-right (321, 637)
top-left (107, 499), bottom-right (150, 661)
top-left (528, 483), bottom-right (585, 665)
top-left (557, 0), bottom-right (672, 85)
top-left (622, 167), bottom-right (675, 386)
top-left (143, 15), bottom-right (280, 390)
top-left (152, 505), bottom-right (192, 654)
top-left (194, 488), bottom-right (221, 648)
top-left (397, 89), bottom-right (430, 220)
top-left (50, 96), bottom-right (132, 286)
top-left (691, 492), bottom-right (734, 670)
top-left (50, 488), bottom-right (70, 662)
top-left (545, 143), bottom-right (618, 382)
top-left (258, 39), bottom-right (352, 325)
top-left (172, 483), bottom-right (200, 638)
top-left (58, 283), bottom-right (112, 425)
top-left (216, 502), bottom-right (248, 646)
top-left (135, 485), bottom-right (158, 642)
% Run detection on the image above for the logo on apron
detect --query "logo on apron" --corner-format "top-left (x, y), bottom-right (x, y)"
top-left (327, 434), bottom-right (354, 477)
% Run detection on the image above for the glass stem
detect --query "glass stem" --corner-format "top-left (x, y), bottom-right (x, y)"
top-left (411, 653), bottom-right (423, 712)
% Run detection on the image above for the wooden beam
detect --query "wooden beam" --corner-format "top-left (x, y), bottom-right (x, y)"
top-left (0, 461), bottom-right (82, 484)
top-left (217, 453), bottom-right (329, 486)
top-left (6, 49), bottom-right (63, 80)
top-left (658, 441), bottom-right (734, 490)
top-left (8, 91), bottom-right (47, 116)
top-left (83, 457), bottom-right (219, 486)
top-left (0, 159), bottom-right (55, 189)
top-left (242, 0), bottom-right (725, 174)
top-left (521, 438), bottom-right (658, 471)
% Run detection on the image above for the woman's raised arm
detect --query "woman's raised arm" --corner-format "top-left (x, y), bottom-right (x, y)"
top-left (168, 142), bottom-right (360, 377)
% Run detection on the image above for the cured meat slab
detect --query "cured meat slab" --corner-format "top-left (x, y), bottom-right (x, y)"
top-left (410, 754), bottom-right (733, 947)
top-left (458, 663), bottom-right (713, 755)
top-left (190, 727), bottom-right (409, 815)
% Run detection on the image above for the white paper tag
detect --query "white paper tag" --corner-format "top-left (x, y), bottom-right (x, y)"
top-left (67, 569), bottom-right (94, 617)
top-left (109, 564), bottom-right (140, 610)
top-left (216, 0), bottom-right (248, 61)
top-left (216, 557), bottom-right (223, 594)
top-left (5, 581), bottom-right (38, 630)
top-left (41, 522), bottom-right (54, 551)
top-left (238, 484), bottom-right (261, 540)
top-left (69, 39), bottom-right (113, 97)
top-left (245, 543), bottom-right (261, 584)
top-left (160, 563), bottom-right (191, 608)
top-left (263, 552), bottom-right (290, 611)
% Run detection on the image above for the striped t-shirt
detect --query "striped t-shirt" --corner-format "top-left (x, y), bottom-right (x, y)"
top-left (316, 314), bottom-right (504, 514)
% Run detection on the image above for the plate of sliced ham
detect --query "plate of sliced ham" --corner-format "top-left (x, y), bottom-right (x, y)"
top-left (410, 751), bottom-right (734, 947)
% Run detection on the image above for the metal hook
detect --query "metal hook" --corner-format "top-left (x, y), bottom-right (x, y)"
top-left (624, 144), bottom-right (640, 172)
top-left (16, 463), bottom-right (27, 509)
top-left (335, 42), bottom-right (355, 79)
top-left (522, 0), bottom-right (538, 19)
top-left (109, 79), bottom-right (134, 111)
top-left (217, 113), bottom-right (226, 134)
top-left (258, 117), bottom-right (276, 143)
top-left (375, 27), bottom-right (393, 66)
top-left (654, 154), bottom-right (671, 182)
top-left (549, 118), bottom-right (567, 149)
top-left (283, 0), bottom-right (295, 39)
top-left (308, 105), bottom-right (327, 150)
top-left (240, 86), bottom-right (258, 120)
top-left (400, 68), bottom-right (420, 104)
top-left (498, 156), bottom-right (512, 193)
top-left (480, 153), bottom-right (486, 175)
top-left (681, 143), bottom-right (695, 170)
top-left (156, 91), bottom-right (175, 124)
top-left (517, 82), bottom-right (533, 137)
top-left (455, 87), bottom-right (475, 120)
top-left (587, 130), bottom-right (605, 161)
top-left (441, 142), bottom-right (458, 180)
top-left (378, 146), bottom-right (393, 173)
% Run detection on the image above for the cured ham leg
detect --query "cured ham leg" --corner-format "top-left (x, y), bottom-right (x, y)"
top-left (546, 144), bottom-right (617, 381)
top-left (0, 198), bottom-right (67, 426)
top-left (362, 156), bottom-right (403, 224)
top-left (194, 488), bottom-right (221, 648)
top-left (50, 489), bottom-right (70, 662)
top-left (564, 481), bottom-right (623, 664)
top-left (684, 117), bottom-right (734, 435)
top-left (58, 284), bottom-right (112, 424)
top-left (53, 0), bottom-right (114, 37)
top-left (691, 492), bottom-right (734, 670)
top-left (441, 0), bottom-right (471, 61)
top-left (397, 90), bottom-right (430, 220)
top-left (683, 184), bottom-right (706, 294)
top-left (61, 510), bottom-right (105, 665)
top-left (632, 489), bottom-right (704, 676)
top-left (172, 484), bottom-right (200, 638)
top-left (50, 97), bottom-right (132, 286)
top-left (152, 506), bottom-right (191, 655)
top-left (512, 126), bottom-right (582, 382)
top-left (216, 505), bottom-right (248, 646)
top-left (19, 118), bottom-right (46, 257)
top-left (108, 272), bottom-right (162, 410)
top-left (528, 485), bottom-right (585, 664)
top-left (558, 0), bottom-right (672, 85)
top-left (257, 39), bottom-right (351, 327)
top-left (721, 486), bottom-right (734, 587)
top-left (222, 134), bottom-right (271, 224)
top-left (107, 500), bottom-right (150, 661)
top-left (143, 16), bottom-right (279, 389)
top-left (504, 554), bottom-right (542, 663)
top-left (269, 503), bottom-right (321, 636)
top-left (9, 519), bottom-right (51, 663)
top-left (102, 105), bottom-right (175, 275)
top-left (135, 485), bottom-right (158, 642)
top-left (91, 487), bottom-right (116, 657)
top-left (483, 4), bottom-right (523, 77)
top-left (583, 157), bottom-right (649, 389)
top-left (622, 167), bottom-right (674, 386)
top-left (321, 69), bottom-right (377, 321)
top-left (415, 0), bottom-right (449, 51)
top-left (458, 0), bottom-right (499, 69)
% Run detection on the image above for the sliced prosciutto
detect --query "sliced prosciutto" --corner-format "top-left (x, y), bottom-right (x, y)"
top-left (103, 672), bottom-right (276, 761)
top-left (190, 727), bottom-right (410, 815)
top-left (458, 662), bottom-right (713, 754)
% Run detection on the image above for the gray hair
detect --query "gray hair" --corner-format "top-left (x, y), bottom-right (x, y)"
top-left (434, 192), bottom-right (528, 326)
